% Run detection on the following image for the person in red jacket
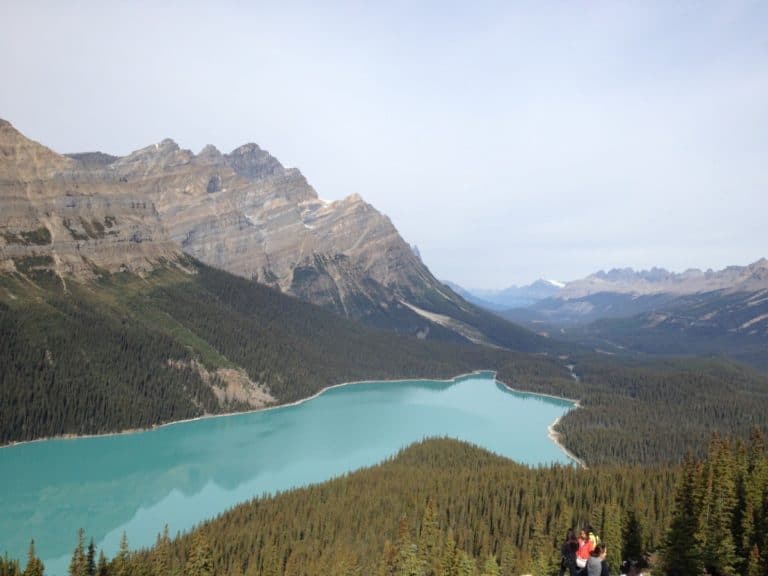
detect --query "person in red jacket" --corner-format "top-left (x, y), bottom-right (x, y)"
top-left (576, 527), bottom-right (594, 570)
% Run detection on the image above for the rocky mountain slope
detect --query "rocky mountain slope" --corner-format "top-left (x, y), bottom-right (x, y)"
top-left (0, 119), bottom-right (542, 350)
top-left (560, 259), bottom-right (768, 298)
top-left (0, 119), bottom-right (181, 278)
top-left (496, 260), bottom-right (768, 367)
top-left (502, 259), bottom-right (768, 325)
top-left (579, 287), bottom-right (768, 368)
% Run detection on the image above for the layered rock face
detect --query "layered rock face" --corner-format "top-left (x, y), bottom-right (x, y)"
top-left (2, 119), bottom-right (530, 347)
top-left (97, 134), bottom-right (448, 319)
top-left (0, 120), bottom-right (180, 277)
top-left (560, 259), bottom-right (768, 298)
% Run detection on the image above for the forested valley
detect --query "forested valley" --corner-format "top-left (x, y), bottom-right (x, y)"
top-left (3, 259), bottom-right (768, 576)
top-left (2, 259), bottom-right (767, 466)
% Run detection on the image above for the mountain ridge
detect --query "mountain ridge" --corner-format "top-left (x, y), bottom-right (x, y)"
top-left (0, 118), bottom-right (543, 350)
top-left (562, 258), bottom-right (768, 298)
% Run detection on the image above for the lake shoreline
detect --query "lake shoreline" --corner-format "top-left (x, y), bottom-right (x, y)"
top-left (1, 370), bottom-right (581, 466)
top-left (495, 379), bottom-right (585, 468)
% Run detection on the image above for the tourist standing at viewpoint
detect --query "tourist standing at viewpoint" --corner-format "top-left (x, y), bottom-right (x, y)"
top-left (559, 528), bottom-right (580, 576)
top-left (586, 544), bottom-right (611, 576)
top-left (576, 527), bottom-right (593, 570)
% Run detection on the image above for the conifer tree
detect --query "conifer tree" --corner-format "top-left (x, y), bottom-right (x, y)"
top-left (621, 509), bottom-right (644, 565)
top-left (455, 551), bottom-right (476, 576)
top-left (702, 438), bottom-right (738, 576)
top-left (599, 504), bottom-right (622, 560)
top-left (69, 528), bottom-right (87, 576)
top-left (112, 532), bottom-right (130, 576)
top-left (418, 499), bottom-right (440, 576)
top-left (86, 539), bottom-right (96, 576)
top-left (499, 542), bottom-right (517, 576)
top-left (96, 550), bottom-right (108, 576)
top-left (393, 514), bottom-right (423, 576)
top-left (441, 529), bottom-right (458, 576)
top-left (186, 531), bottom-right (214, 576)
top-left (22, 540), bottom-right (44, 576)
top-left (1, 554), bottom-right (22, 576)
top-left (378, 539), bottom-right (397, 576)
top-left (480, 555), bottom-right (500, 576)
top-left (151, 524), bottom-right (172, 576)
top-left (663, 455), bottom-right (704, 575)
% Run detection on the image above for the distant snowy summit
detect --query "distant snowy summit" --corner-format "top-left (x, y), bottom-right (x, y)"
top-left (448, 258), bottom-right (768, 311)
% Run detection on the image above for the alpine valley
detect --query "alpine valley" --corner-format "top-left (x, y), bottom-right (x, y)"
top-left (2, 119), bottom-right (768, 576)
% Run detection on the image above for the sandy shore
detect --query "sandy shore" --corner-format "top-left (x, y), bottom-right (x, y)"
top-left (547, 414), bottom-right (587, 469)
top-left (2, 369), bottom-right (583, 466)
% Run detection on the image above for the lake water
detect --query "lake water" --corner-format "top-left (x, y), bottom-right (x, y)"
top-left (0, 372), bottom-right (574, 575)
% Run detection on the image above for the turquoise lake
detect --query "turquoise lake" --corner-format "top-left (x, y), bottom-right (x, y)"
top-left (0, 372), bottom-right (574, 575)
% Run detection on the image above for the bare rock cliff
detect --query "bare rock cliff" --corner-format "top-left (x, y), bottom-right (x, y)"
top-left (0, 120), bottom-right (180, 277)
top-left (0, 119), bottom-right (540, 348)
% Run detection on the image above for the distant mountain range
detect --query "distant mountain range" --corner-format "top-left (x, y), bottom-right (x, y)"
top-left (455, 261), bottom-right (768, 310)
top-left (559, 260), bottom-right (768, 298)
top-left (0, 118), bottom-right (542, 351)
top-left (444, 279), bottom-right (565, 310)
top-left (458, 259), bottom-right (768, 367)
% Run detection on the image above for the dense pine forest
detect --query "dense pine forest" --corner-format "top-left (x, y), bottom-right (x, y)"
top-left (0, 259), bottom-right (568, 445)
top-left (4, 433), bottom-right (766, 575)
top-left (663, 431), bottom-right (768, 576)
top-left (0, 438), bottom-right (680, 576)
top-left (520, 356), bottom-right (768, 465)
top-left (2, 259), bottom-right (768, 467)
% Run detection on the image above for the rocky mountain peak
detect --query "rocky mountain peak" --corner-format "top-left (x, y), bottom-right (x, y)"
top-left (0, 118), bottom-right (74, 178)
top-left (197, 144), bottom-right (223, 161)
top-left (1, 121), bottom-right (543, 349)
top-left (561, 259), bottom-right (768, 298)
top-left (158, 138), bottom-right (180, 152)
top-left (225, 143), bottom-right (284, 181)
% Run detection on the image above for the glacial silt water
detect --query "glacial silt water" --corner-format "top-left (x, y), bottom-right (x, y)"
top-left (0, 372), bottom-right (574, 574)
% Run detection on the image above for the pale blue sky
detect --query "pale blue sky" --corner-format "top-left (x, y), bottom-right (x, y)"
top-left (1, 1), bottom-right (766, 288)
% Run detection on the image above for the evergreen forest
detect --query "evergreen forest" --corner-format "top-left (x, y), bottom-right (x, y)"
top-left (3, 259), bottom-right (768, 575)
top-left (2, 260), bottom-right (767, 465)
top-left (4, 433), bottom-right (767, 575)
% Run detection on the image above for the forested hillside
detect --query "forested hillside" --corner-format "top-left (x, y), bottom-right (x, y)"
top-left (581, 288), bottom-right (768, 369)
top-left (509, 356), bottom-right (768, 465)
top-left (663, 431), bottom-right (768, 575)
top-left (0, 257), bottom-right (567, 445)
top-left (2, 257), bottom-right (768, 468)
top-left (2, 438), bottom-right (679, 576)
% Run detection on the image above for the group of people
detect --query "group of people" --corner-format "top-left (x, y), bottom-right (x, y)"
top-left (558, 525), bottom-right (642, 576)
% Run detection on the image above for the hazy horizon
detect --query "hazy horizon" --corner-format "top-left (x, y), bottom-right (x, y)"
top-left (2, 1), bottom-right (766, 289)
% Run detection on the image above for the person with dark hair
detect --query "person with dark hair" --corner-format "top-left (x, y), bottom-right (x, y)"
top-left (559, 528), bottom-right (580, 576)
top-left (587, 544), bottom-right (611, 576)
